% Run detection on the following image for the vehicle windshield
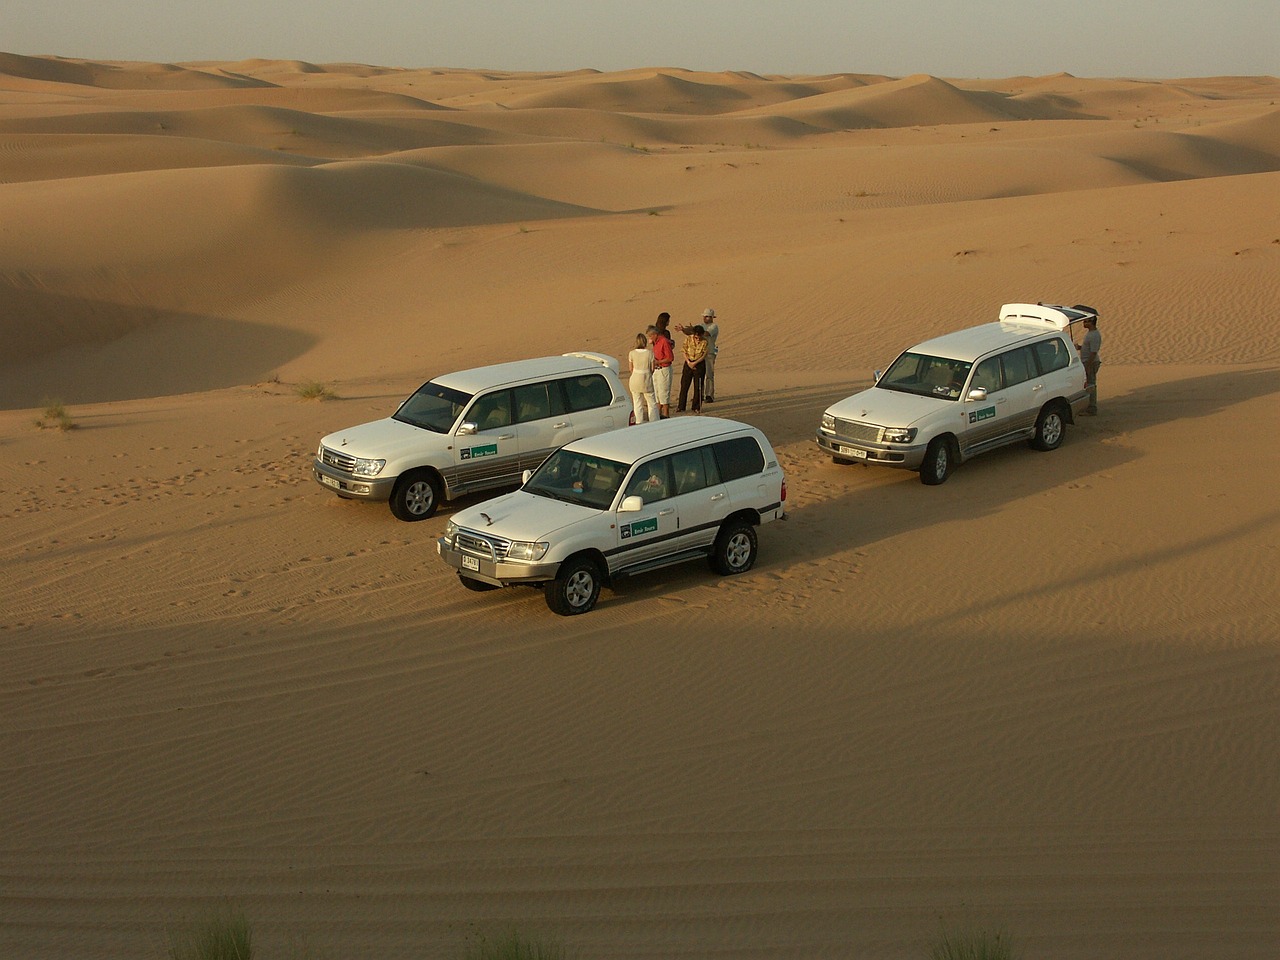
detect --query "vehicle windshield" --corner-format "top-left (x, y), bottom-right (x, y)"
top-left (524, 449), bottom-right (629, 510)
top-left (877, 352), bottom-right (972, 401)
top-left (393, 382), bottom-right (472, 432)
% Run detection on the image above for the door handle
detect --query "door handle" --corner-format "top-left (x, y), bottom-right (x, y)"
top-left (1032, 383), bottom-right (1044, 392)
top-left (658, 508), bottom-right (675, 516)
top-left (497, 433), bottom-right (515, 440)
top-left (710, 492), bottom-right (726, 501)
top-left (552, 421), bottom-right (570, 429)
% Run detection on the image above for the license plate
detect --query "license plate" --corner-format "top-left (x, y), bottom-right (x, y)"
top-left (838, 445), bottom-right (868, 460)
top-left (320, 474), bottom-right (340, 489)
top-left (461, 555), bottom-right (480, 571)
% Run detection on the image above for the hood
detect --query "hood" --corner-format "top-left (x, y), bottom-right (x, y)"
top-left (318, 417), bottom-right (445, 460)
top-left (451, 490), bottom-right (601, 542)
top-left (826, 386), bottom-right (954, 428)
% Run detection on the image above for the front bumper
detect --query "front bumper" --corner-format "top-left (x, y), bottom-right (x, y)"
top-left (815, 431), bottom-right (927, 470)
top-left (437, 538), bottom-right (561, 586)
top-left (312, 459), bottom-right (397, 501)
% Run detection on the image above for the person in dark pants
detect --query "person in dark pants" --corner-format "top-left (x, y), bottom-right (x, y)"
top-left (676, 325), bottom-right (708, 414)
top-left (1078, 316), bottom-right (1102, 414)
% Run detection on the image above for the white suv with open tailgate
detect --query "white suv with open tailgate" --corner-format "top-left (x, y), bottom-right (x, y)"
top-left (314, 353), bottom-right (631, 520)
top-left (437, 417), bottom-right (787, 615)
top-left (816, 303), bottom-right (1095, 484)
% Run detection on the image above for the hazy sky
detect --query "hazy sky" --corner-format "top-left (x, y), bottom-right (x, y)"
top-left (7, 0), bottom-right (1278, 78)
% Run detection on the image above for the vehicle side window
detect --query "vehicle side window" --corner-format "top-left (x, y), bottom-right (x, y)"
top-left (562, 373), bottom-right (614, 413)
top-left (1001, 347), bottom-right (1036, 387)
top-left (623, 457), bottom-right (671, 504)
top-left (972, 357), bottom-right (1003, 394)
top-left (467, 390), bottom-right (512, 430)
top-left (671, 447), bottom-right (710, 495)
top-left (1032, 336), bottom-right (1069, 374)
top-left (513, 381), bottom-right (565, 424)
top-left (712, 437), bottom-right (765, 483)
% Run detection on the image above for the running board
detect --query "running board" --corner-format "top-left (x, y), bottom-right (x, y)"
top-left (613, 548), bottom-right (709, 578)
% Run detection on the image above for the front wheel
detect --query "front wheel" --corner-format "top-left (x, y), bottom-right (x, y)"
top-left (919, 437), bottom-right (952, 485)
top-left (389, 470), bottom-right (442, 521)
top-left (1031, 405), bottom-right (1066, 451)
top-left (710, 520), bottom-right (758, 575)
top-left (544, 555), bottom-right (603, 616)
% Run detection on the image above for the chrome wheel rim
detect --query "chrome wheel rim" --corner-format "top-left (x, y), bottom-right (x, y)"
top-left (726, 532), bottom-right (753, 570)
top-left (565, 569), bottom-right (595, 608)
top-left (405, 481), bottom-right (435, 515)
top-left (1043, 413), bottom-right (1063, 446)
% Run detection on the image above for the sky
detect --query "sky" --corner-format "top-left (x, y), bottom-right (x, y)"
top-left (7, 0), bottom-right (1278, 79)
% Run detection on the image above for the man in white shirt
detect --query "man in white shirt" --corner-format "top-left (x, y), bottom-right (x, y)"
top-left (699, 308), bottom-right (720, 402)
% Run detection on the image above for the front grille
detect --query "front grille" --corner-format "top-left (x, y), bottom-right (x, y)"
top-left (834, 419), bottom-right (883, 443)
top-left (321, 447), bottom-right (357, 472)
top-left (456, 530), bottom-right (512, 561)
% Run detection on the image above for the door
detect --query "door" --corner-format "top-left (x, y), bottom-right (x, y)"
top-left (451, 389), bottom-right (521, 492)
top-left (612, 457), bottom-right (680, 572)
top-left (667, 445), bottom-right (730, 552)
top-left (512, 380), bottom-right (572, 475)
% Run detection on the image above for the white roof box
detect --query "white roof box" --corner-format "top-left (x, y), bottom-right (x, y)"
top-left (562, 350), bottom-right (621, 373)
top-left (1000, 302), bottom-right (1098, 330)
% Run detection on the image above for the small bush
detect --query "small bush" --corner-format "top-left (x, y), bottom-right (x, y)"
top-left (169, 907), bottom-right (253, 960)
top-left (931, 924), bottom-right (1015, 960)
top-left (294, 381), bottom-right (338, 401)
top-left (464, 929), bottom-right (565, 960)
top-left (34, 400), bottom-right (76, 431)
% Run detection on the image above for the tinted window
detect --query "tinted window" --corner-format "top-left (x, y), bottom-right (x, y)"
top-left (972, 357), bottom-right (1003, 394)
top-left (712, 437), bottom-right (765, 483)
top-left (1001, 347), bottom-right (1036, 387)
top-left (562, 373), bottom-right (614, 413)
top-left (513, 381), bottom-right (565, 424)
top-left (623, 457), bottom-right (672, 504)
top-left (467, 390), bottom-right (512, 430)
top-left (1032, 336), bottom-right (1070, 374)
top-left (671, 447), bottom-right (710, 495)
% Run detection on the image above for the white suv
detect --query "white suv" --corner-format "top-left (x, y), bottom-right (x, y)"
top-left (437, 417), bottom-right (787, 615)
top-left (816, 303), bottom-right (1095, 484)
top-left (314, 353), bottom-right (631, 520)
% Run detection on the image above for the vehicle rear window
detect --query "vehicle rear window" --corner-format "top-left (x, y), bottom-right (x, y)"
top-left (561, 373), bottom-right (614, 412)
top-left (712, 437), bottom-right (764, 482)
top-left (1033, 336), bottom-right (1070, 374)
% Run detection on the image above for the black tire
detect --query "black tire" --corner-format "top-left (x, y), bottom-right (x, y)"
top-left (389, 470), bottom-right (441, 521)
top-left (458, 574), bottom-right (499, 592)
top-left (919, 436), bottom-right (953, 485)
top-left (1031, 404), bottom-right (1067, 451)
top-left (832, 454), bottom-right (855, 466)
top-left (544, 555), bottom-right (603, 616)
top-left (710, 519), bottom-right (758, 576)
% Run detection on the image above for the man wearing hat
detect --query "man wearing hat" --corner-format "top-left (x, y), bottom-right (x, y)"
top-left (698, 308), bottom-right (720, 402)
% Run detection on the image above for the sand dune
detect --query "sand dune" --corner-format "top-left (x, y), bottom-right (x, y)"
top-left (1, 56), bottom-right (1277, 960)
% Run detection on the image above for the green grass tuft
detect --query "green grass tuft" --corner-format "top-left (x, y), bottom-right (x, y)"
top-left (463, 929), bottom-right (565, 960)
top-left (931, 924), bottom-right (1016, 960)
top-left (294, 381), bottom-right (339, 401)
top-left (34, 399), bottom-right (76, 431)
top-left (169, 906), bottom-right (254, 960)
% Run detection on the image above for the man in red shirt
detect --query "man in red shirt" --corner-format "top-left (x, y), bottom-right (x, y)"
top-left (651, 315), bottom-right (675, 418)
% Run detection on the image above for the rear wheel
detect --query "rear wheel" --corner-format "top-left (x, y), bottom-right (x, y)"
top-left (389, 470), bottom-right (441, 521)
top-left (1031, 404), bottom-right (1067, 451)
top-left (544, 555), bottom-right (603, 616)
top-left (710, 519), bottom-right (758, 575)
top-left (919, 437), bottom-right (952, 485)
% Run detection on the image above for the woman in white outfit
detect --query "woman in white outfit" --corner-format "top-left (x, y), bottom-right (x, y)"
top-left (627, 333), bottom-right (659, 423)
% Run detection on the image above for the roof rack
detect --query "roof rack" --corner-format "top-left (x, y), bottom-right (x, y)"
top-left (999, 302), bottom-right (1098, 330)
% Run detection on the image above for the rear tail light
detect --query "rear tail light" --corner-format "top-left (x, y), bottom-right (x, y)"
top-left (781, 479), bottom-right (787, 502)
top-left (628, 411), bottom-right (636, 425)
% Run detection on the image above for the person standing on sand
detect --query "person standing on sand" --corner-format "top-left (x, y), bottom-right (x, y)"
top-left (698, 308), bottom-right (720, 402)
top-left (1079, 315), bottom-right (1102, 414)
top-left (650, 321), bottom-right (674, 418)
top-left (676, 324), bottom-right (708, 414)
top-left (627, 332), bottom-right (659, 423)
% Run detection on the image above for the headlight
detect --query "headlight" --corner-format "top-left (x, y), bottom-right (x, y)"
top-left (506, 540), bottom-right (550, 562)
top-left (351, 457), bottom-right (386, 477)
top-left (821, 412), bottom-right (835, 432)
top-left (881, 427), bottom-right (917, 444)
top-left (443, 520), bottom-right (458, 544)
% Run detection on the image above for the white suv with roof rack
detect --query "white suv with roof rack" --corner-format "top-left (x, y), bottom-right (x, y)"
top-left (313, 352), bottom-right (631, 520)
top-left (437, 417), bottom-right (787, 615)
top-left (816, 303), bottom-right (1096, 484)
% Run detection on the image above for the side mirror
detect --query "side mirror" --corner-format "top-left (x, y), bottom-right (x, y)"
top-left (619, 495), bottom-right (644, 513)
top-left (873, 370), bottom-right (882, 383)
top-left (521, 469), bottom-right (533, 485)
top-left (457, 422), bottom-right (478, 436)
top-left (967, 387), bottom-right (988, 402)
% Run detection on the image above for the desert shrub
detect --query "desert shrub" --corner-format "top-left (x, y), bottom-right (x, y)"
top-left (34, 400), bottom-right (76, 431)
top-left (294, 381), bottom-right (338, 401)
top-left (931, 923), bottom-right (1015, 960)
top-left (463, 929), bottom-right (565, 960)
top-left (168, 906), bottom-right (253, 960)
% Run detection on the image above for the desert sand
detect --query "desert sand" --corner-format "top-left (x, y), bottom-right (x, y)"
top-left (1, 54), bottom-right (1278, 959)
